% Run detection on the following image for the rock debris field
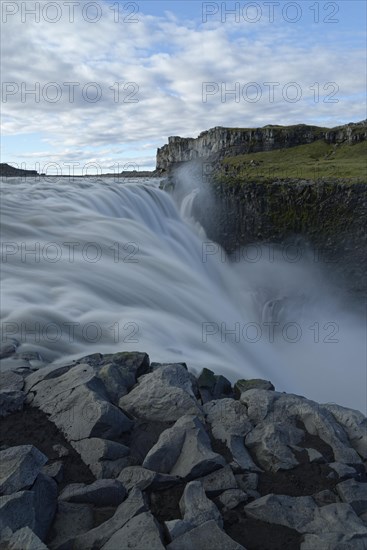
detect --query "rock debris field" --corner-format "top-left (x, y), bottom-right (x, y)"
top-left (0, 349), bottom-right (366, 549)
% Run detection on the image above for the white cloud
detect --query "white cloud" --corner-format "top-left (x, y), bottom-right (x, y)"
top-left (1, 2), bottom-right (365, 171)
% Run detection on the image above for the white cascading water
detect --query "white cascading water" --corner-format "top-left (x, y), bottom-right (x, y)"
top-left (1, 175), bottom-right (365, 413)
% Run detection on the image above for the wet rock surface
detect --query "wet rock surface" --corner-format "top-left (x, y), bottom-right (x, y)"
top-left (0, 350), bottom-right (366, 549)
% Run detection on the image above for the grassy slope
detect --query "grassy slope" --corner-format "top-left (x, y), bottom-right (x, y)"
top-left (219, 140), bottom-right (367, 183)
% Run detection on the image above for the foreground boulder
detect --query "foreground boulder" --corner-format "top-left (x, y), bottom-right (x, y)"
top-left (119, 364), bottom-right (203, 422)
top-left (143, 415), bottom-right (225, 479)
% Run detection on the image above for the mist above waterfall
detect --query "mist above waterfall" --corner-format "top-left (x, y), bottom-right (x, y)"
top-left (1, 175), bottom-right (365, 413)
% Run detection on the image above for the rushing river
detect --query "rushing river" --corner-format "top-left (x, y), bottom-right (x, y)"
top-left (1, 176), bottom-right (365, 413)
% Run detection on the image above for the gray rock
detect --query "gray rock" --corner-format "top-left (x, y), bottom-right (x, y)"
top-left (245, 494), bottom-right (367, 542)
top-left (197, 368), bottom-right (232, 403)
top-left (245, 494), bottom-right (317, 532)
top-left (41, 461), bottom-right (64, 483)
top-left (239, 389), bottom-right (277, 424)
top-left (96, 362), bottom-right (134, 404)
top-left (0, 491), bottom-right (36, 534)
top-left (32, 473), bottom-right (57, 540)
top-left (0, 445), bottom-right (48, 495)
top-left (241, 391), bottom-right (362, 465)
top-left (101, 511), bottom-right (165, 549)
top-left (26, 363), bottom-right (133, 442)
top-left (0, 340), bottom-right (19, 359)
top-left (337, 479), bottom-right (367, 515)
top-left (119, 364), bottom-right (203, 422)
top-left (235, 473), bottom-right (258, 492)
top-left (180, 480), bottom-right (223, 528)
top-left (59, 479), bottom-right (126, 507)
top-left (24, 363), bottom-right (74, 393)
top-left (0, 390), bottom-right (26, 417)
top-left (71, 438), bottom-right (130, 478)
top-left (73, 488), bottom-right (148, 549)
top-left (203, 399), bottom-right (259, 471)
top-left (301, 531), bottom-right (367, 550)
top-left (312, 489), bottom-right (339, 507)
top-left (3, 527), bottom-right (48, 549)
top-left (166, 519), bottom-right (246, 549)
top-left (117, 466), bottom-right (180, 491)
top-left (165, 519), bottom-right (192, 541)
top-left (52, 444), bottom-right (69, 458)
top-left (329, 462), bottom-right (359, 480)
top-left (218, 489), bottom-right (248, 509)
top-left (235, 378), bottom-right (274, 398)
top-left (0, 371), bottom-right (24, 391)
top-left (48, 501), bottom-right (94, 550)
top-left (199, 465), bottom-right (238, 496)
top-left (305, 448), bottom-right (325, 463)
top-left (305, 503), bottom-right (367, 545)
top-left (323, 403), bottom-right (367, 459)
top-left (245, 421), bottom-right (304, 472)
top-left (143, 415), bottom-right (225, 479)
top-left (100, 351), bottom-right (150, 379)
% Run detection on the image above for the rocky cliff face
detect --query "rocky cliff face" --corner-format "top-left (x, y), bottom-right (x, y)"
top-left (191, 180), bottom-right (367, 296)
top-left (156, 122), bottom-right (367, 172)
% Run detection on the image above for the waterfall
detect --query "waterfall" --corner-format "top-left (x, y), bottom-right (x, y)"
top-left (1, 176), bottom-right (365, 412)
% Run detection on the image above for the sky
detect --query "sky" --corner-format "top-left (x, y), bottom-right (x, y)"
top-left (1, 0), bottom-right (366, 173)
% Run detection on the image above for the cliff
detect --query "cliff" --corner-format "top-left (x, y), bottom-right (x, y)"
top-left (192, 179), bottom-right (367, 296)
top-left (156, 121), bottom-right (367, 173)
top-left (0, 163), bottom-right (39, 177)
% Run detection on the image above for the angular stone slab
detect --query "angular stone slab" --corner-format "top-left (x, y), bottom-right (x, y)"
top-left (59, 479), bottom-right (126, 507)
top-left (245, 421), bottom-right (304, 472)
top-left (323, 403), bottom-right (367, 459)
top-left (0, 390), bottom-right (26, 417)
top-left (119, 364), bottom-right (203, 422)
top-left (73, 488), bottom-right (148, 550)
top-left (71, 438), bottom-right (130, 478)
top-left (0, 445), bottom-right (48, 495)
top-left (26, 363), bottom-right (133, 442)
top-left (32, 473), bottom-right (58, 540)
top-left (48, 502), bottom-right (94, 550)
top-left (217, 489), bottom-right (248, 509)
top-left (166, 520), bottom-right (246, 549)
top-left (117, 466), bottom-right (180, 491)
top-left (337, 479), bottom-right (367, 515)
top-left (0, 491), bottom-right (36, 534)
top-left (203, 399), bottom-right (259, 471)
top-left (179, 480), bottom-right (223, 528)
top-left (101, 512), bottom-right (165, 550)
top-left (143, 415), bottom-right (225, 479)
top-left (3, 526), bottom-right (48, 550)
top-left (198, 465), bottom-right (238, 496)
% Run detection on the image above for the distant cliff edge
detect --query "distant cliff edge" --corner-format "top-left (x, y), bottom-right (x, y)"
top-left (156, 121), bottom-right (367, 174)
top-left (0, 163), bottom-right (39, 177)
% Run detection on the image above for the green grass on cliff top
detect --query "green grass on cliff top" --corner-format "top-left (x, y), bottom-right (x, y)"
top-left (219, 140), bottom-right (367, 183)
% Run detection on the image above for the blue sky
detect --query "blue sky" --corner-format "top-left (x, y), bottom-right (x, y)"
top-left (1, 0), bottom-right (366, 173)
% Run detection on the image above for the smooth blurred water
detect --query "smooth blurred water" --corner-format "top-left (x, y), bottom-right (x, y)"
top-left (1, 175), bottom-right (365, 412)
